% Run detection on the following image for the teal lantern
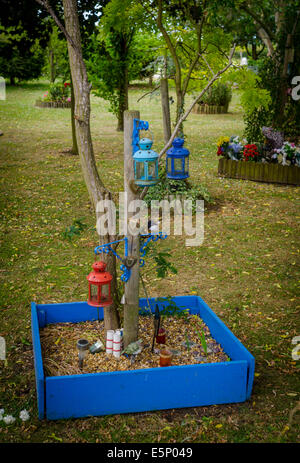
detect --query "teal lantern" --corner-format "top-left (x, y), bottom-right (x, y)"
top-left (166, 138), bottom-right (190, 180)
top-left (133, 138), bottom-right (159, 187)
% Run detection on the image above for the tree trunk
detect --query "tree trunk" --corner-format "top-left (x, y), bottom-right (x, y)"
top-left (49, 49), bottom-right (55, 83)
top-left (161, 52), bottom-right (171, 144)
top-left (70, 76), bottom-right (78, 155)
top-left (117, 37), bottom-right (129, 132)
top-left (175, 89), bottom-right (184, 137)
top-left (123, 110), bottom-right (141, 348)
top-left (161, 78), bottom-right (171, 144)
top-left (117, 70), bottom-right (128, 132)
top-left (63, 0), bottom-right (119, 330)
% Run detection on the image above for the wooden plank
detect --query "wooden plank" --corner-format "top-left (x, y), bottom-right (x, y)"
top-left (139, 295), bottom-right (255, 400)
top-left (31, 303), bottom-right (45, 419)
top-left (37, 301), bottom-right (101, 325)
top-left (230, 160), bottom-right (238, 178)
top-left (218, 157), bottom-right (225, 175)
top-left (45, 361), bottom-right (248, 419)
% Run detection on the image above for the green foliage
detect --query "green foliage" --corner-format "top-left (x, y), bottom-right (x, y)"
top-left (0, 0), bottom-right (48, 83)
top-left (243, 107), bottom-right (271, 143)
top-left (42, 24), bottom-right (69, 83)
top-left (49, 82), bottom-right (70, 102)
top-left (227, 67), bottom-right (271, 113)
top-left (144, 168), bottom-right (212, 213)
top-left (144, 243), bottom-right (178, 279)
top-left (201, 82), bottom-right (232, 107)
top-left (86, 0), bottom-right (153, 125)
top-left (225, 66), bottom-right (273, 142)
top-left (0, 25), bottom-right (45, 83)
top-left (155, 297), bottom-right (190, 320)
top-left (62, 219), bottom-right (87, 241)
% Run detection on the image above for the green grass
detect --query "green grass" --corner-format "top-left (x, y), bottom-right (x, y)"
top-left (0, 80), bottom-right (299, 443)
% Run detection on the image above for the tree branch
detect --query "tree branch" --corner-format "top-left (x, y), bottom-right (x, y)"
top-left (136, 84), bottom-right (161, 102)
top-left (240, 2), bottom-right (275, 41)
top-left (156, 0), bottom-right (182, 91)
top-left (35, 0), bottom-right (79, 54)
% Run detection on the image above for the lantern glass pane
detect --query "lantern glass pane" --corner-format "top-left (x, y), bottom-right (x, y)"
top-left (100, 283), bottom-right (110, 303)
top-left (174, 158), bottom-right (183, 173)
top-left (185, 158), bottom-right (189, 174)
top-left (136, 161), bottom-right (145, 180)
top-left (90, 284), bottom-right (98, 303)
top-left (167, 157), bottom-right (172, 174)
top-left (148, 161), bottom-right (156, 180)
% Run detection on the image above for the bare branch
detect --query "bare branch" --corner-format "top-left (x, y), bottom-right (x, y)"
top-left (137, 84), bottom-right (160, 103)
top-left (202, 55), bottom-right (214, 77)
top-left (35, 0), bottom-right (79, 53)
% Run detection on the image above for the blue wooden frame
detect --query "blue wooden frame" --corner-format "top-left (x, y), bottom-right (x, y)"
top-left (31, 296), bottom-right (255, 420)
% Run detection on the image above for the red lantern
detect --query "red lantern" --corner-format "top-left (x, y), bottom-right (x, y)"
top-left (87, 261), bottom-right (113, 307)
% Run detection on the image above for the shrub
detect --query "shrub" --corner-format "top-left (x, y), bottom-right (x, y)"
top-left (201, 82), bottom-right (232, 109)
top-left (43, 82), bottom-right (71, 102)
top-left (144, 168), bottom-right (212, 214)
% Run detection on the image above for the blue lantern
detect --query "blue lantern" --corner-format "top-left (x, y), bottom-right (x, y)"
top-left (133, 138), bottom-right (159, 187)
top-left (166, 138), bottom-right (189, 180)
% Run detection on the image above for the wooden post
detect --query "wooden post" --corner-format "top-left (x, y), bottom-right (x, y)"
top-left (123, 110), bottom-right (141, 348)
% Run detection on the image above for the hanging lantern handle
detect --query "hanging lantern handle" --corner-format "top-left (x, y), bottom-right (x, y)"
top-left (132, 118), bottom-right (151, 154)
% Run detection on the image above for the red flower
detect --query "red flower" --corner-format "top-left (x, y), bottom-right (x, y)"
top-left (243, 144), bottom-right (259, 161)
top-left (217, 147), bottom-right (223, 156)
top-left (64, 82), bottom-right (70, 87)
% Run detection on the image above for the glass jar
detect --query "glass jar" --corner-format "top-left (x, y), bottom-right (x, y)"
top-left (159, 348), bottom-right (172, 367)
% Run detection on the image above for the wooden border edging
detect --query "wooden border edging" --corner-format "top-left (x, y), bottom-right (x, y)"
top-left (218, 158), bottom-right (300, 185)
top-left (35, 100), bottom-right (71, 109)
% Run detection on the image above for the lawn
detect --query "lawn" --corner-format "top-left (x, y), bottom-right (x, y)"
top-left (0, 80), bottom-right (299, 443)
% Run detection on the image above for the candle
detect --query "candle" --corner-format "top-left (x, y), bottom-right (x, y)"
top-left (106, 330), bottom-right (114, 355)
top-left (113, 331), bottom-right (122, 359)
top-left (156, 327), bottom-right (166, 344)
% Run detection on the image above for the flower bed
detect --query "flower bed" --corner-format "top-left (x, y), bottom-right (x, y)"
top-left (216, 132), bottom-right (300, 185)
top-left (218, 158), bottom-right (300, 185)
top-left (35, 81), bottom-right (71, 109)
top-left (193, 82), bottom-right (231, 114)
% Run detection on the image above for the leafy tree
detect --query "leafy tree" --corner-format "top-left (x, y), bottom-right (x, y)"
top-left (0, 0), bottom-right (48, 84)
top-left (141, 0), bottom-right (234, 135)
top-left (43, 22), bottom-right (69, 83)
top-left (214, 0), bottom-right (300, 138)
top-left (87, 0), bottom-right (147, 131)
top-left (0, 25), bottom-right (45, 84)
